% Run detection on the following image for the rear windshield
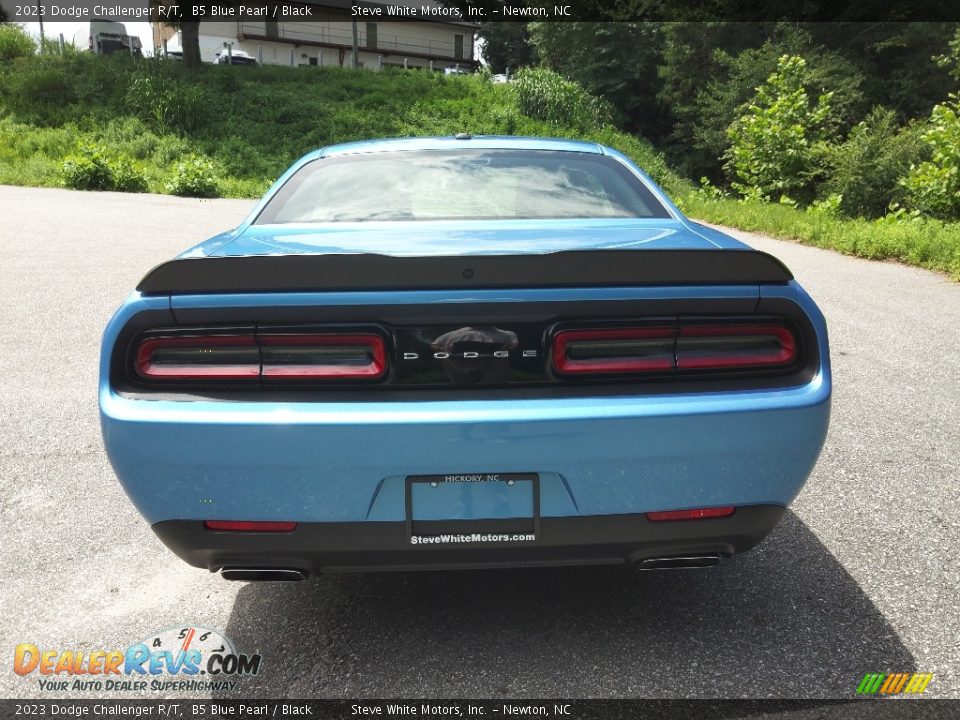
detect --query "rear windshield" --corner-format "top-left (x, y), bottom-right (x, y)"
top-left (255, 149), bottom-right (671, 224)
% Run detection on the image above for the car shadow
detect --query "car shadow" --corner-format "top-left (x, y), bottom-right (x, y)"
top-left (213, 511), bottom-right (913, 698)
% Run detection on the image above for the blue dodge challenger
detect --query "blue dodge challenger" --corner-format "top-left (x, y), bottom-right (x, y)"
top-left (100, 136), bottom-right (831, 580)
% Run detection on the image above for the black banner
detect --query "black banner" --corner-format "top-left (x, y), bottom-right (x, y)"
top-left (2, 0), bottom-right (958, 23)
top-left (1, 700), bottom-right (959, 720)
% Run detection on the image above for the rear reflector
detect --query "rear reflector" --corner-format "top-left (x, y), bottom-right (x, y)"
top-left (260, 334), bottom-right (386, 379)
top-left (552, 327), bottom-right (674, 374)
top-left (646, 507), bottom-right (736, 522)
top-left (204, 521), bottom-right (297, 533)
top-left (676, 324), bottom-right (796, 370)
top-left (136, 335), bottom-right (259, 379)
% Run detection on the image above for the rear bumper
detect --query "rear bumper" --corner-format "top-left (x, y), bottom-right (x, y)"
top-left (100, 282), bottom-right (831, 574)
top-left (102, 379), bottom-right (830, 525)
top-left (153, 505), bottom-right (786, 573)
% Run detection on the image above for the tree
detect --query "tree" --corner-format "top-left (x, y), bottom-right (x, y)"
top-left (478, 22), bottom-right (535, 73)
top-left (177, 22), bottom-right (202, 68)
top-left (528, 22), bottom-right (668, 139)
top-left (150, 1), bottom-right (203, 67)
top-left (656, 21), bottom-right (957, 181)
top-left (725, 55), bottom-right (834, 202)
top-left (903, 33), bottom-right (960, 218)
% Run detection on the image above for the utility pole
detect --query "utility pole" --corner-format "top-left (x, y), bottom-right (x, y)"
top-left (37, 1), bottom-right (45, 52)
top-left (351, 19), bottom-right (358, 69)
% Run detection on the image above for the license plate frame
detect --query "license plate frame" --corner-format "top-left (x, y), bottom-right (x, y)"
top-left (404, 472), bottom-right (541, 543)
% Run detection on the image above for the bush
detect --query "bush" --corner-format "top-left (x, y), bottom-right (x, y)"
top-left (725, 55), bottom-right (834, 204)
top-left (513, 67), bottom-right (612, 132)
top-left (109, 154), bottom-right (148, 192)
top-left (62, 142), bottom-right (146, 192)
top-left (126, 63), bottom-right (203, 135)
top-left (823, 108), bottom-right (928, 219)
top-left (682, 194), bottom-right (960, 280)
top-left (0, 55), bottom-right (75, 124)
top-left (62, 143), bottom-right (116, 190)
top-left (903, 94), bottom-right (960, 219)
top-left (165, 155), bottom-right (219, 197)
top-left (0, 24), bottom-right (35, 63)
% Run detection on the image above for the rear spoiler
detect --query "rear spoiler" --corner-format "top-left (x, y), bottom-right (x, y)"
top-left (136, 249), bottom-right (793, 295)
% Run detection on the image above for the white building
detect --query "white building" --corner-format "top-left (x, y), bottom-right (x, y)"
top-left (155, 0), bottom-right (477, 70)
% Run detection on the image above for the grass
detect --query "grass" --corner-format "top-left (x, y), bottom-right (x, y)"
top-left (0, 53), bottom-right (683, 199)
top-left (1, 52), bottom-right (958, 279)
top-left (681, 194), bottom-right (960, 280)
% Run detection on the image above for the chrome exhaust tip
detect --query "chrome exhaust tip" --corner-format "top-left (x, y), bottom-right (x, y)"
top-left (220, 567), bottom-right (306, 582)
top-left (638, 554), bottom-right (721, 570)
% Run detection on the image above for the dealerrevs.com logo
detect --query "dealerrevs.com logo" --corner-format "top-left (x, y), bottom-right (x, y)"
top-left (856, 672), bottom-right (935, 695)
top-left (13, 626), bottom-right (262, 692)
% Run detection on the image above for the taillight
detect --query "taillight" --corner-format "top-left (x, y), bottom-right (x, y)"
top-left (676, 324), bottom-right (796, 370)
top-left (204, 520), bottom-right (297, 532)
top-left (551, 322), bottom-right (797, 377)
top-left (260, 334), bottom-right (386, 379)
top-left (646, 506), bottom-right (735, 522)
top-left (135, 334), bottom-right (259, 379)
top-left (134, 332), bottom-right (387, 382)
top-left (552, 327), bottom-right (674, 375)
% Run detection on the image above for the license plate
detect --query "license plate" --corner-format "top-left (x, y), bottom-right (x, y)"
top-left (405, 473), bottom-right (540, 545)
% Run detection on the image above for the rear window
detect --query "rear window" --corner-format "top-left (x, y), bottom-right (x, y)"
top-left (255, 149), bottom-right (670, 224)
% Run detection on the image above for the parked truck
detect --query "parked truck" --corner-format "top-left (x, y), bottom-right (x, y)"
top-left (89, 19), bottom-right (142, 57)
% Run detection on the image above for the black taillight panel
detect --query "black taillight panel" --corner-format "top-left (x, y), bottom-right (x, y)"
top-left (115, 311), bottom-right (814, 395)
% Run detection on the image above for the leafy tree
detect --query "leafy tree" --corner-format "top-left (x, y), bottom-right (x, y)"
top-left (657, 21), bottom-right (956, 181)
top-left (725, 55), bottom-right (834, 202)
top-left (806, 22), bottom-right (956, 122)
top-left (903, 95), bottom-right (960, 219)
top-left (657, 22), bottom-right (776, 177)
top-left (934, 27), bottom-right (960, 83)
top-left (528, 22), bottom-right (668, 139)
top-left (824, 107), bottom-right (927, 218)
top-left (901, 28), bottom-right (960, 219)
top-left (478, 22), bottom-right (535, 73)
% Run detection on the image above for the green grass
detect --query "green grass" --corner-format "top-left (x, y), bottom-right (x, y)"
top-left (1, 52), bottom-right (958, 280)
top-left (0, 53), bottom-right (683, 199)
top-left (681, 194), bottom-right (960, 280)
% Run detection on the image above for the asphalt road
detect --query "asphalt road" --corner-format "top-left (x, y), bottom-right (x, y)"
top-left (1, 186), bottom-right (958, 700)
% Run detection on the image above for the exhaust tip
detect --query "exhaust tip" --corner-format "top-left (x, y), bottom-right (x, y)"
top-left (220, 567), bottom-right (306, 582)
top-left (638, 554), bottom-right (721, 570)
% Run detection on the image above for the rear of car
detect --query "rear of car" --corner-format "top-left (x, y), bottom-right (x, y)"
top-left (100, 137), bottom-right (830, 579)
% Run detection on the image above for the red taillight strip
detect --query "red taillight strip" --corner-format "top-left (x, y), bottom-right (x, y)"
top-left (552, 327), bottom-right (675, 374)
top-left (135, 335), bottom-right (260, 379)
top-left (135, 333), bottom-right (387, 382)
top-left (646, 506), bottom-right (735, 522)
top-left (259, 334), bottom-right (386, 379)
top-left (204, 520), bottom-right (297, 533)
top-left (551, 323), bottom-right (797, 376)
top-left (676, 324), bottom-right (796, 370)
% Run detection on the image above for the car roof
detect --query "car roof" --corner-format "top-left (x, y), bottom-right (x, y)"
top-left (313, 136), bottom-right (605, 159)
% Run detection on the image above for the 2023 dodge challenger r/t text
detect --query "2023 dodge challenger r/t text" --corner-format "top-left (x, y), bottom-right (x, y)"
top-left (99, 136), bottom-right (831, 580)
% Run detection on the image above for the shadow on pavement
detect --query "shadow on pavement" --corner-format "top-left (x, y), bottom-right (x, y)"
top-left (215, 511), bottom-right (913, 698)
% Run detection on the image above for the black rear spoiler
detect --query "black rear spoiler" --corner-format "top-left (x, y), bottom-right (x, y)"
top-left (136, 249), bottom-right (793, 295)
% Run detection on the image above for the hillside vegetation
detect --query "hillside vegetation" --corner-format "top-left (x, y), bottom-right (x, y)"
top-left (0, 28), bottom-right (958, 279)
top-left (0, 50), bottom-right (682, 199)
